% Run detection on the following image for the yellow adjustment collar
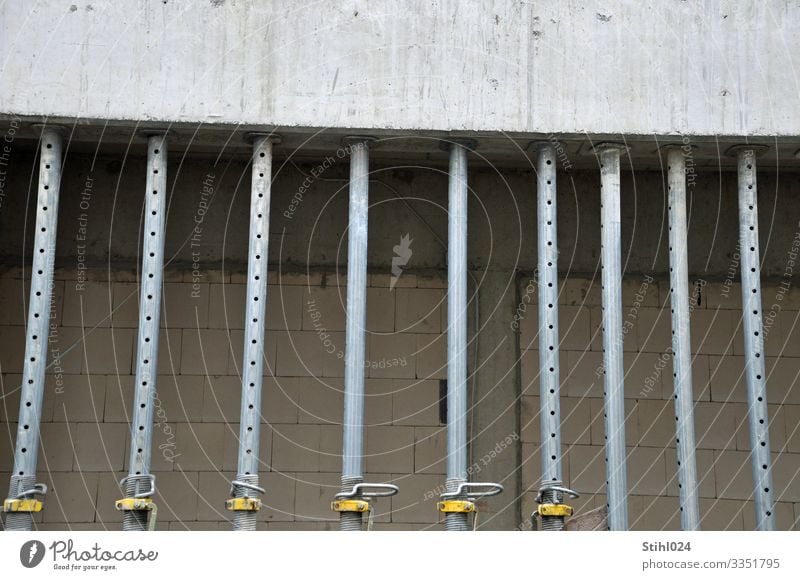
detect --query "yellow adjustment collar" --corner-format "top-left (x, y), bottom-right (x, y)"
top-left (536, 503), bottom-right (573, 517)
top-left (331, 499), bottom-right (370, 513)
top-left (115, 497), bottom-right (154, 511)
top-left (226, 497), bottom-right (262, 511)
top-left (3, 498), bottom-right (43, 513)
top-left (437, 500), bottom-right (475, 513)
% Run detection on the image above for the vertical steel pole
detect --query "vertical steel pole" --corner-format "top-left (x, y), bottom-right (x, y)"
top-left (528, 142), bottom-right (579, 532)
top-left (535, 144), bottom-right (562, 487)
top-left (445, 141), bottom-right (470, 532)
top-left (596, 143), bottom-right (628, 531)
top-left (665, 146), bottom-right (701, 530)
top-left (340, 137), bottom-right (371, 531)
top-left (229, 134), bottom-right (278, 530)
top-left (121, 133), bottom-right (168, 531)
top-left (731, 145), bottom-right (775, 531)
top-left (3, 127), bottom-right (63, 531)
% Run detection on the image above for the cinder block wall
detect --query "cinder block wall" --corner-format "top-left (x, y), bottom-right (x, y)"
top-left (518, 276), bottom-right (800, 530)
top-left (0, 267), bottom-right (454, 530)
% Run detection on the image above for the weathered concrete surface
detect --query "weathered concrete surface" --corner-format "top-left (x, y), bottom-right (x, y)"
top-left (1, 1), bottom-right (799, 137)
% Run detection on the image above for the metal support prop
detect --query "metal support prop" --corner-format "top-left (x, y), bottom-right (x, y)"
top-left (337, 137), bottom-right (398, 530)
top-left (437, 141), bottom-right (503, 530)
top-left (228, 134), bottom-right (278, 530)
top-left (3, 127), bottom-right (63, 531)
top-left (730, 145), bottom-right (775, 531)
top-left (665, 147), bottom-right (701, 530)
top-left (121, 134), bottom-right (168, 531)
top-left (596, 143), bottom-right (629, 531)
top-left (445, 141), bottom-right (471, 531)
top-left (530, 142), bottom-right (577, 531)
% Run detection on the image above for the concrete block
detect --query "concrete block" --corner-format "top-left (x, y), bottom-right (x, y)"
top-left (562, 350), bottom-right (603, 398)
top-left (367, 287), bottom-right (395, 332)
top-left (779, 313), bottom-right (800, 357)
top-left (765, 357), bottom-right (800, 405)
top-left (275, 331), bottom-right (328, 377)
top-left (393, 379), bottom-right (439, 426)
top-left (271, 424), bottom-right (319, 472)
top-left (302, 286), bottom-right (346, 332)
top-left (154, 471), bottom-right (199, 522)
top-left (364, 379), bottom-right (394, 427)
top-left (713, 449), bottom-right (754, 501)
top-left (295, 376), bottom-right (343, 424)
top-left (560, 305), bottom-right (591, 351)
top-left (318, 424), bottom-right (342, 472)
top-left (772, 451), bottom-right (800, 502)
top-left (263, 377), bottom-right (299, 424)
top-left (700, 497), bottom-right (744, 530)
top-left (260, 471), bottom-right (296, 522)
top-left (51, 374), bottom-right (106, 423)
top-left (693, 309), bottom-right (735, 355)
top-left (180, 329), bottom-right (231, 375)
top-left (201, 375), bottom-right (241, 422)
top-left (293, 472), bottom-right (340, 523)
top-left (625, 352), bottom-right (670, 400)
top-left (370, 272), bottom-right (415, 289)
top-left (39, 422), bottom-right (76, 471)
top-left (0, 277), bottom-right (29, 325)
top-left (695, 401), bottom-right (739, 450)
top-left (95, 471), bottom-right (125, 524)
top-left (413, 426), bottom-right (446, 474)
top-left (366, 425), bottom-right (414, 473)
top-left (173, 423), bottom-right (225, 471)
top-left (0, 325), bottom-right (28, 373)
top-left (208, 283), bottom-right (245, 329)
top-left (103, 374), bottom-right (132, 422)
top-left (157, 374), bottom-right (205, 423)
top-left (568, 444), bottom-right (605, 495)
top-left (637, 308), bottom-right (671, 353)
top-left (82, 327), bottom-right (135, 375)
top-left (708, 355), bottom-right (747, 403)
top-left (560, 396), bottom-right (592, 445)
top-left (196, 470), bottom-right (233, 522)
top-left (62, 281), bottom-right (112, 328)
top-left (41, 472), bottom-right (99, 524)
top-left (389, 473), bottom-right (441, 524)
top-left (637, 399), bottom-right (674, 448)
top-left (395, 288), bottom-right (443, 334)
top-left (367, 332), bottom-right (416, 379)
top-left (161, 282), bottom-right (209, 328)
top-left (703, 282), bottom-right (740, 311)
top-left (628, 447), bottom-right (668, 496)
top-left (786, 405), bottom-right (800, 453)
top-left (636, 495), bottom-right (680, 531)
top-left (415, 333), bottom-right (446, 380)
top-left (73, 422), bottom-right (127, 471)
top-left (679, 354), bottom-right (712, 402)
top-left (157, 328), bottom-right (183, 375)
top-left (266, 285), bottom-right (303, 331)
top-left (561, 277), bottom-right (602, 307)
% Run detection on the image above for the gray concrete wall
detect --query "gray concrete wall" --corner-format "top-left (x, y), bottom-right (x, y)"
top-left (2, 1), bottom-right (799, 137)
